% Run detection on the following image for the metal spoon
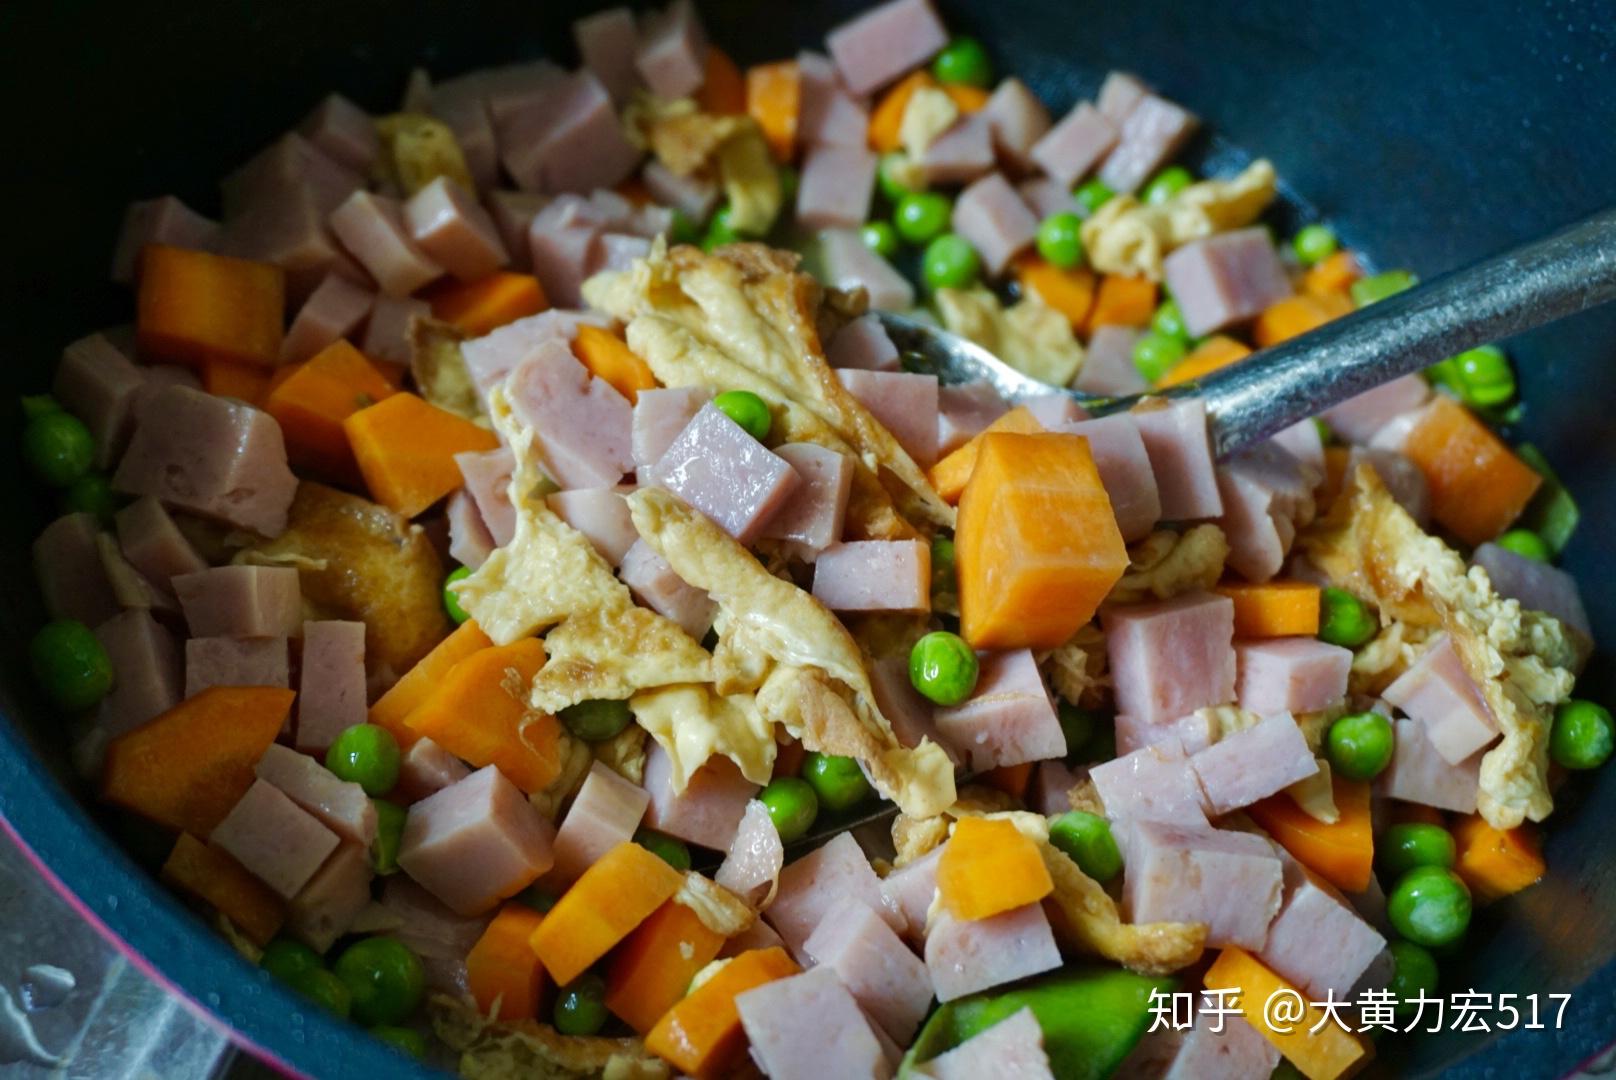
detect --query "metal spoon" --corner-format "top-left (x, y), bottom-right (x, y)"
top-left (880, 206), bottom-right (1616, 457)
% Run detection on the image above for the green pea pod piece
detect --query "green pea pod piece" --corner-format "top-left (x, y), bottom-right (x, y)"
top-left (1515, 443), bottom-right (1580, 555)
top-left (899, 966), bottom-right (1177, 1080)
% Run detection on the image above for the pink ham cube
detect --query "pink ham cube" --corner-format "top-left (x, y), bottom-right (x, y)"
top-left (1164, 228), bottom-right (1291, 338)
top-left (447, 490), bottom-right (495, 569)
top-left (114, 496), bottom-right (206, 594)
top-left (827, 314), bottom-right (900, 372)
top-left (1382, 635), bottom-right (1500, 764)
top-left (546, 761), bottom-right (650, 888)
top-left (54, 332), bottom-right (146, 469)
top-left (1127, 1012), bottom-right (1278, 1080)
top-left (1131, 399), bottom-right (1222, 519)
top-left (934, 649), bottom-right (1066, 771)
top-left (767, 832), bottom-right (904, 961)
top-left (925, 903), bottom-right (1062, 1002)
top-left (329, 191), bottom-right (444, 296)
top-left (619, 539), bottom-right (717, 638)
top-left (397, 765), bottom-right (556, 916)
top-left (297, 93), bottom-right (379, 173)
top-left (720, 918), bottom-right (786, 959)
top-left (573, 7), bottom-right (642, 103)
top-left (254, 744), bottom-right (378, 846)
top-left (287, 842), bottom-right (374, 954)
top-left (634, 0), bottom-right (708, 99)
top-left (825, 0), bottom-right (948, 95)
top-left (1030, 102), bottom-right (1119, 188)
top-left (938, 382), bottom-right (1009, 456)
top-left (1216, 446), bottom-right (1316, 583)
top-left (805, 896), bottom-right (933, 1042)
top-left (1059, 413), bottom-right (1161, 541)
top-left (631, 387), bottom-right (713, 469)
top-left (296, 620), bottom-right (368, 754)
top-left (1190, 712), bottom-right (1318, 815)
top-left (1474, 543), bottom-right (1591, 637)
top-left (172, 565), bottom-right (302, 639)
top-left (90, 610), bottom-right (181, 746)
top-left (34, 514), bottom-right (118, 629)
top-left (643, 403), bottom-right (800, 542)
top-left (1103, 591), bottom-right (1236, 726)
top-left (184, 636), bottom-right (289, 698)
top-left (360, 295), bottom-right (429, 366)
top-left (812, 540), bottom-right (931, 613)
top-left (925, 1007), bottom-right (1054, 1079)
top-left (403, 176), bottom-right (508, 282)
top-left (983, 79), bottom-right (1052, 173)
top-left (1260, 858), bottom-right (1386, 998)
top-left (643, 161), bottom-right (719, 221)
top-left (1097, 94), bottom-right (1199, 194)
top-left (427, 84), bottom-right (498, 191)
top-left (111, 196), bottom-right (220, 284)
top-left (280, 272), bottom-right (375, 365)
top-left (487, 191), bottom-right (549, 271)
top-left (1074, 325), bottom-right (1147, 396)
top-left (1024, 393), bottom-right (1092, 430)
top-left (1323, 374), bottom-right (1431, 444)
top-left (1116, 710), bottom-right (1216, 757)
top-left (1096, 71), bottom-right (1150, 125)
top-left (879, 845), bottom-right (941, 944)
top-left (797, 144), bottom-right (879, 230)
top-left (396, 737), bottom-right (472, 803)
top-left (1376, 717), bottom-right (1481, 814)
top-left (211, 779), bottom-right (341, 900)
top-left (501, 72), bottom-right (640, 195)
top-left (642, 743), bottom-right (758, 851)
top-left (456, 448), bottom-right (516, 546)
top-left (870, 655), bottom-right (959, 765)
top-left (919, 112), bottom-right (996, 187)
top-left (796, 52), bottom-right (871, 149)
top-left (716, 799), bottom-right (784, 907)
top-left (547, 488), bottom-right (637, 566)
top-left (951, 172), bottom-right (1039, 276)
top-left (762, 443), bottom-right (854, 554)
top-left (1019, 176), bottom-right (1080, 221)
top-left (736, 967), bottom-right (892, 1080)
top-left (820, 228), bottom-right (915, 311)
top-left (1123, 820), bottom-right (1284, 948)
top-left (526, 195), bottom-right (606, 309)
top-left (1031, 759), bottom-right (1083, 817)
top-left (1089, 740), bottom-right (1209, 827)
top-left (835, 369), bottom-right (940, 467)
top-left (1347, 447), bottom-right (1431, 526)
top-left (1235, 638), bottom-right (1353, 716)
top-left (506, 339), bottom-right (635, 489)
top-left (459, 308), bottom-right (612, 398)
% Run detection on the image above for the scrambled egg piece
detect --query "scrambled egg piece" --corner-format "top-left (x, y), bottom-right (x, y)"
top-left (936, 287), bottom-right (1086, 387)
top-left (1082, 159), bottom-right (1278, 279)
top-left (374, 113), bottom-right (475, 196)
top-left (1106, 524), bottom-right (1230, 605)
top-left (714, 128), bottom-right (783, 237)
top-left (629, 487), bottom-right (956, 818)
top-left (531, 735), bottom-right (593, 822)
top-left (531, 605), bottom-right (713, 715)
top-left (592, 724), bottom-right (648, 786)
top-left (1302, 468), bottom-right (1579, 827)
top-left (1286, 759), bottom-right (1339, 824)
top-left (673, 872), bottom-right (757, 937)
top-left (1350, 618), bottom-right (1437, 696)
top-left (626, 96), bottom-right (781, 235)
top-left (1046, 623), bottom-right (1110, 709)
top-left (898, 85), bottom-right (959, 157)
top-left (630, 684), bottom-right (775, 788)
top-left (409, 317), bottom-right (484, 422)
top-left (431, 995), bottom-right (667, 1080)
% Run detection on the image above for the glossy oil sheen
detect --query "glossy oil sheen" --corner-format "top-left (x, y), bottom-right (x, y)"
top-left (0, 2), bottom-right (1612, 1077)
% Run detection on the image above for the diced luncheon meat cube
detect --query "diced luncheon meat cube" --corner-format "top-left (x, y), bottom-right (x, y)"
top-left (879, 845), bottom-right (942, 945)
top-left (1124, 821), bottom-right (1283, 948)
top-left (645, 403), bottom-right (800, 542)
top-left (1030, 102), bottom-right (1118, 188)
top-left (403, 177), bottom-right (508, 282)
top-left (456, 448), bottom-right (517, 546)
top-left (1235, 638), bottom-right (1353, 716)
top-left (1191, 712), bottom-right (1319, 815)
top-left (635, 0), bottom-right (708, 98)
top-left (938, 382), bottom-right (1009, 456)
top-left (768, 832), bottom-right (904, 961)
top-left (113, 386), bottom-right (297, 536)
top-left (222, 131), bottom-right (362, 221)
top-left (1104, 591), bottom-right (1236, 725)
top-left (255, 743), bottom-right (378, 845)
top-left (827, 313), bottom-right (900, 372)
top-left (360, 294), bottom-right (428, 366)
top-left (870, 656), bottom-right (958, 764)
top-left (473, 59), bottom-right (569, 137)
top-left (398, 765), bottom-right (556, 916)
top-left (1375, 717), bottom-right (1481, 814)
top-left (825, 0), bottom-right (948, 95)
top-left (1073, 325), bottom-right (1147, 396)
top-left (447, 491), bottom-right (494, 569)
top-left (620, 539), bottom-right (717, 638)
top-left (97, 531), bottom-right (174, 616)
top-left (919, 111), bottom-right (996, 187)
top-left (1022, 392), bottom-right (1091, 426)
top-left (459, 307), bottom-right (612, 398)
top-left (298, 93), bottom-right (378, 174)
top-left (184, 636), bottom-right (289, 697)
top-left (1322, 374), bottom-right (1431, 444)
top-left (797, 144), bottom-right (879, 230)
top-left (926, 1007), bottom-right (1054, 1080)
top-left (220, 186), bottom-right (354, 307)
top-left (1383, 635), bottom-right (1500, 765)
top-left (1018, 176), bottom-right (1080, 220)
top-left (1216, 442), bottom-right (1318, 582)
top-left (736, 966), bottom-right (893, 1080)
top-left (1115, 710), bottom-right (1216, 757)
top-left (34, 513), bottom-right (119, 628)
top-left (328, 191), bottom-right (444, 296)
top-left (172, 565), bottom-right (301, 638)
top-left (797, 51), bottom-right (871, 149)
top-left (806, 897), bottom-right (933, 1042)
top-left (1271, 419), bottom-right (1326, 485)
top-left (1127, 1011), bottom-right (1278, 1080)
top-left (1261, 857), bottom-right (1386, 998)
top-left (632, 387), bottom-right (713, 469)
top-left (506, 339), bottom-right (634, 489)
top-left (642, 743), bottom-right (758, 851)
top-left (926, 903), bottom-right (1062, 1003)
top-left (1131, 399), bottom-right (1222, 520)
top-left (595, 232), bottom-right (651, 275)
top-left (1346, 447), bottom-right (1431, 525)
top-left (211, 779), bottom-right (341, 900)
top-left (717, 798), bottom-right (784, 907)
top-left (526, 195), bottom-right (604, 310)
top-left (1165, 228), bottom-right (1291, 338)
top-left (396, 738), bottom-right (472, 803)
top-left (54, 332), bottom-right (146, 469)
top-left (1097, 94), bottom-right (1200, 194)
top-left (1090, 740), bottom-right (1209, 827)
top-left (1096, 71), bottom-right (1150, 124)
top-left (90, 610), bottom-right (182, 744)
top-left (573, 7), bottom-right (642, 103)
top-left (281, 273), bottom-right (375, 365)
top-left (1475, 542), bottom-right (1590, 636)
top-left (287, 842), bottom-right (373, 954)
top-left (296, 620), bottom-right (368, 754)
top-left (485, 191), bottom-right (547, 271)
top-left (952, 172), bottom-right (1038, 276)
top-left (819, 228), bottom-right (916, 312)
top-left (112, 196), bottom-right (220, 284)
top-left (502, 71), bottom-right (640, 195)
top-left (546, 761), bottom-right (650, 888)
top-left (642, 160), bottom-right (719, 221)
top-left (983, 79), bottom-right (1052, 173)
top-left (812, 539), bottom-right (931, 612)
top-left (720, 919), bottom-right (786, 959)
top-left (1061, 413), bottom-right (1161, 541)
top-left (935, 648), bottom-right (1066, 770)
top-left (762, 443), bottom-right (854, 553)
top-left (378, 876), bottom-right (493, 995)
top-left (547, 488), bottom-right (637, 566)
top-left (835, 369), bottom-right (940, 467)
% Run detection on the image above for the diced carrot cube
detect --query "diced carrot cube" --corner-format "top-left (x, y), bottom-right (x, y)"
top-left (343, 391), bottom-right (500, 518)
top-left (1402, 395), bottom-right (1542, 544)
top-left (137, 245), bottom-right (285, 369)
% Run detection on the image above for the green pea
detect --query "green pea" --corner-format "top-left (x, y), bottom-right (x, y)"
top-left (517, 884), bottom-right (559, 912)
top-left (930, 535), bottom-right (957, 594)
top-left (878, 152), bottom-right (924, 202)
top-left (931, 36), bottom-right (992, 88)
top-left (1380, 823), bottom-right (1456, 880)
top-left (1057, 703), bottom-right (1096, 757)
top-left (1035, 212), bottom-right (1084, 269)
top-left (634, 828), bottom-right (692, 871)
top-left (908, 631), bottom-right (980, 707)
top-left (669, 208), bottom-right (703, 246)
top-left (1496, 528), bottom-right (1552, 563)
top-left (21, 394), bottom-right (63, 420)
top-left (1317, 587), bottom-right (1378, 648)
top-left (1131, 332), bottom-right (1188, 384)
top-left (894, 192), bottom-right (953, 245)
top-left (325, 724), bottom-right (402, 797)
top-left (1048, 810), bottom-right (1123, 883)
top-left (1350, 269), bottom-right (1418, 307)
top-left (861, 220), bottom-right (900, 259)
top-left (802, 751), bottom-right (873, 813)
top-left (560, 698), bottom-right (634, 742)
top-left (1150, 299), bottom-right (1188, 342)
top-left (554, 973), bottom-right (608, 1036)
top-left (921, 234), bottom-right (980, 291)
top-left (1325, 711), bottom-right (1396, 781)
top-left (370, 1025), bottom-right (427, 1059)
top-left (1446, 345), bottom-right (1516, 407)
top-left (442, 565), bottom-right (473, 625)
top-left (702, 204), bottom-right (744, 250)
top-left (1072, 179), bottom-right (1116, 217)
top-left (260, 938), bottom-right (324, 984)
top-left (23, 410), bottom-right (95, 488)
top-left (334, 937), bottom-right (426, 1026)
top-left (1550, 699), bottom-right (1614, 770)
top-left (289, 967), bottom-right (352, 1018)
top-left (59, 473), bottom-right (120, 526)
top-left (1387, 866), bottom-right (1472, 948)
top-left (29, 619), bottom-right (114, 712)
top-left (713, 389), bottom-right (773, 441)
top-left (759, 776), bottom-right (819, 843)
top-left (1387, 940), bottom-right (1440, 1012)
top-left (371, 799), bottom-right (406, 874)
top-left (1140, 165), bottom-right (1194, 205)
top-left (776, 165), bottom-right (800, 205)
top-left (1292, 224), bottom-right (1339, 266)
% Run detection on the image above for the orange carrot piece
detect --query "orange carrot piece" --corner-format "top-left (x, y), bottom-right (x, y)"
top-left (572, 324), bottom-right (658, 404)
top-left (1203, 948), bottom-right (1371, 1080)
top-left (201, 360), bottom-right (273, 406)
top-left (426, 272), bottom-right (548, 337)
top-left (866, 70), bottom-right (935, 154)
top-left (1216, 581), bottom-right (1322, 638)
top-left (980, 762), bottom-right (1035, 800)
top-left (1253, 294), bottom-right (1340, 348)
top-left (160, 832), bottom-right (286, 946)
top-left (137, 245), bottom-right (285, 370)
top-left (531, 841), bottom-right (687, 986)
top-left (645, 947), bottom-right (801, 1079)
top-left (1158, 335), bottom-right (1252, 388)
top-left (1015, 255), bottom-right (1096, 329)
top-left (1402, 395), bottom-right (1542, 545)
top-left (605, 898), bottom-right (727, 1033)
top-left (957, 432), bottom-right (1128, 650)
top-left (1453, 815), bottom-right (1544, 903)
top-left (697, 47), bottom-right (747, 115)
top-left (1247, 777), bottom-right (1373, 893)
top-left (1082, 274), bottom-right (1158, 337)
top-left (937, 817), bottom-right (1054, 920)
top-left (102, 686), bottom-right (296, 835)
top-left (404, 638), bottom-right (560, 794)
top-left (265, 340), bottom-right (397, 483)
top-left (369, 619), bottom-right (493, 748)
top-left (928, 405), bottom-right (1045, 504)
top-left (466, 903), bottom-right (549, 1020)
top-left (344, 391), bottom-right (501, 518)
top-left (941, 83), bottom-right (991, 113)
top-left (1302, 250), bottom-right (1362, 299)
top-left (746, 61), bottom-right (801, 162)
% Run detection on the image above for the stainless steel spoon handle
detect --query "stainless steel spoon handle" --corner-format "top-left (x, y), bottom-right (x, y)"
top-left (1193, 207), bottom-right (1616, 455)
